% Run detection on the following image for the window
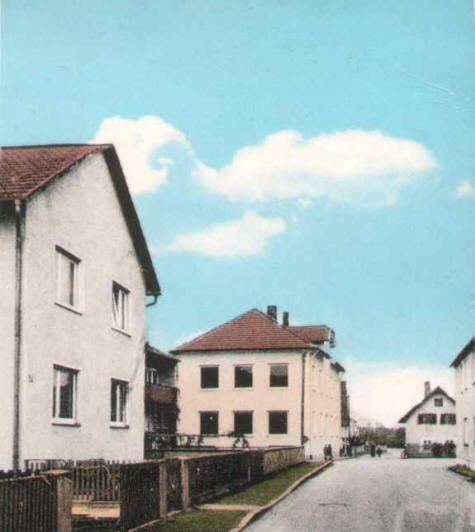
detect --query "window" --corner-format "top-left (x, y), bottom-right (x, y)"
top-left (269, 411), bottom-right (288, 434)
top-left (234, 411), bottom-right (253, 434)
top-left (146, 368), bottom-right (159, 384)
top-left (201, 366), bottom-right (219, 389)
top-left (112, 282), bottom-right (129, 331)
top-left (52, 366), bottom-right (78, 422)
top-left (270, 365), bottom-right (288, 387)
top-left (434, 398), bottom-right (443, 407)
top-left (56, 247), bottom-right (80, 308)
top-left (440, 413), bottom-right (456, 425)
top-left (235, 365), bottom-right (253, 388)
top-left (417, 413), bottom-right (436, 424)
top-left (110, 379), bottom-right (128, 425)
top-left (200, 412), bottom-right (218, 435)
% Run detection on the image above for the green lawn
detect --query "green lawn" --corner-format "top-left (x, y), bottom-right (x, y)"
top-left (144, 510), bottom-right (246, 532)
top-left (216, 461), bottom-right (320, 506)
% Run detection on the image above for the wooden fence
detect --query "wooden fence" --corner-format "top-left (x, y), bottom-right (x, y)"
top-left (120, 462), bottom-right (161, 531)
top-left (70, 461), bottom-right (121, 501)
top-left (0, 472), bottom-right (71, 532)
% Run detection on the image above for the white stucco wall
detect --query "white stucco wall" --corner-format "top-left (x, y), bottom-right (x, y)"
top-left (176, 349), bottom-right (343, 458)
top-left (0, 206), bottom-right (16, 470)
top-left (12, 153), bottom-right (147, 468)
top-left (305, 354), bottom-right (343, 458)
top-left (454, 350), bottom-right (475, 468)
top-left (405, 392), bottom-right (457, 447)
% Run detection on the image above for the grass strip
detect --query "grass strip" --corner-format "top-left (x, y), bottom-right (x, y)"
top-left (449, 464), bottom-right (475, 480)
top-left (144, 510), bottom-right (246, 532)
top-left (216, 462), bottom-right (318, 506)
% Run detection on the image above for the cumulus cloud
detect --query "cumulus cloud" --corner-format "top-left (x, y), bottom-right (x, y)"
top-left (163, 211), bottom-right (286, 258)
top-left (90, 115), bottom-right (193, 195)
top-left (454, 180), bottom-right (475, 198)
top-left (195, 130), bottom-right (437, 206)
top-left (343, 358), bottom-right (454, 427)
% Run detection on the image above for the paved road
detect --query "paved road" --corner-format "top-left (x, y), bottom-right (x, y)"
top-left (246, 450), bottom-right (475, 532)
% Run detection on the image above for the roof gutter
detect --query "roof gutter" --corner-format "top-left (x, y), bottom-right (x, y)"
top-left (13, 199), bottom-right (25, 470)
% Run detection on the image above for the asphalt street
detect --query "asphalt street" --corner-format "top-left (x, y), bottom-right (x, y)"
top-left (246, 450), bottom-right (475, 532)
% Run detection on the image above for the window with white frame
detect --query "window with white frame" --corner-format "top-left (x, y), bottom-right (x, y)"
top-left (146, 368), bottom-right (159, 384)
top-left (110, 379), bottom-right (128, 425)
top-left (56, 247), bottom-right (80, 308)
top-left (112, 282), bottom-right (129, 331)
top-left (52, 366), bottom-right (78, 422)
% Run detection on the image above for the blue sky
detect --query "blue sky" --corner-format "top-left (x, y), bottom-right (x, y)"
top-left (2, 0), bottom-right (474, 424)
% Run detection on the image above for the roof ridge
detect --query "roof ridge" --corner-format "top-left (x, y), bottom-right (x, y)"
top-left (1, 143), bottom-right (112, 150)
top-left (172, 307), bottom-right (314, 353)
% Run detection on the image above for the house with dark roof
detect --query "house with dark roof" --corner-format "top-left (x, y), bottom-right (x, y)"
top-left (171, 305), bottom-right (347, 459)
top-left (0, 144), bottom-right (159, 470)
top-left (451, 337), bottom-right (475, 469)
top-left (398, 382), bottom-right (456, 457)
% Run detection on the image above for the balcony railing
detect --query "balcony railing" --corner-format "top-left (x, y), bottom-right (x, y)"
top-left (145, 382), bottom-right (178, 405)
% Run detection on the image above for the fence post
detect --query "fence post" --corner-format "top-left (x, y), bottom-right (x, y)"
top-left (180, 458), bottom-right (190, 510)
top-left (158, 461), bottom-right (168, 518)
top-left (51, 472), bottom-right (72, 532)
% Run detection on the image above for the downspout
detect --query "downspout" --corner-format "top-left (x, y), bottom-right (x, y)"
top-left (300, 352), bottom-right (306, 446)
top-left (146, 294), bottom-right (159, 307)
top-left (13, 199), bottom-right (25, 471)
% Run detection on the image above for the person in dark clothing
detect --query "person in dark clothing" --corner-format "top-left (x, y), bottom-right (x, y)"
top-left (328, 444), bottom-right (333, 460)
top-left (376, 445), bottom-right (382, 458)
top-left (370, 443), bottom-right (376, 457)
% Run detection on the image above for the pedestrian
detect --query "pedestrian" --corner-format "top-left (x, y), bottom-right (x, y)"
top-left (328, 444), bottom-right (333, 460)
top-left (376, 445), bottom-right (382, 458)
top-left (370, 443), bottom-right (376, 457)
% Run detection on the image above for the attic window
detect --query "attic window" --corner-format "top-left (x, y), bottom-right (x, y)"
top-left (434, 398), bottom-right (443, 407)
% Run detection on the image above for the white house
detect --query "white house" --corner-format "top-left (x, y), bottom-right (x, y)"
top-left (171, 306), bottom-right (347, 459)
top-left (0, 144), bottom-right (160, 470)
top-left (398, 382), bottom-right (456, 456)
top-left (451, 337), bottom-right (475, 469)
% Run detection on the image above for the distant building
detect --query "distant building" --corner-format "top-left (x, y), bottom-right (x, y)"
top-left (0, 144), bottom-right (160, 470)
top-left (145, 343), bottom-right (179, 435)
top-left (451, 337), bottom-right (475, 469)
top-left (171, 306), bottom-right (347, 459)
top-left (398, 382), bottom-right (456, 457)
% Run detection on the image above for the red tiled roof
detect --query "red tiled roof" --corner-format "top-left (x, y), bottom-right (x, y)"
top-left (171, 309), bottom-right (313, 353)
top-left (0, 144), bottom-right (109, 200)
top-left (0, 144), bottom-right (160, 295)
top-left (288, 325), bottom-right (332, 344)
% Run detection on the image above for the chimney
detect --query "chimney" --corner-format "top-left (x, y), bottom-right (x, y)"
top-left (267, 305), bottom-right (277, 322)
top-left (424, 381), bottom-right (431, 398)
top-left (282, 312), bottom-right (289, 327)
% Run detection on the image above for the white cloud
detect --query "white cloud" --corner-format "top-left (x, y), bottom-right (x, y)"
top-left (90, 115), bottom-right (193, 195)
top-left (454, 180), bottom-right (475, 198)
top-left (195, 129), bottom-right (437, 206)
top-left (164, 211), bottom-right (286, 258)
top-left (343, 358), bottom-right (454, 427)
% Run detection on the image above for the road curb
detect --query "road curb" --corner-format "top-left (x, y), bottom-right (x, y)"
top-left (230, 460), bottom-right (333, 532)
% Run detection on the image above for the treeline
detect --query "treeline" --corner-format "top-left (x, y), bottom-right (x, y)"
top-left (351, 426), bottom-right (405, 448)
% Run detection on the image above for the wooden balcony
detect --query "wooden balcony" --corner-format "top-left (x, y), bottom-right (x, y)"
top-left (145, 383), bottom-right (178, 405)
